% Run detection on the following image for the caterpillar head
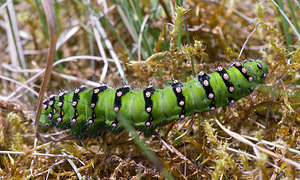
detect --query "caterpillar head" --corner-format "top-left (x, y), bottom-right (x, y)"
top-left (244, 59), bottom-right (268, 83)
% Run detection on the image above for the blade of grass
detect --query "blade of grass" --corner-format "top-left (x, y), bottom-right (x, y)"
top-left (243, 135), bottom-right (300, 154)
top-left (130, 0), bottom-right (153, 57)
top-left (92, 11), bottom-right (128, 84)
top-left (5, 1), bottom-right (26, 71)
top-left (278, 0), bottom-right (293, 52)
top-left (54, 0), bottom-right (61, 35)
top-left (179, 2), bottom-right (196, 77)
top-left (79, 1), bottom-right (132, 57)
top-left (89, 33), bottom-right (95, 74)
top-left (113, 0), bottom-right (153, 59)
top-left (99, 16), bottom-right (131, 56)
top-left (112, 0), bottom-right (138, 43)
top-left (118, 114), bottom-right (174, 179)
top-left (120, 0), bottom-right (139, 34)
top-left (176, 0), bottom-right (183, 53)
top-left (138, 14), bottom-right (150, 61)
top-left (72, 0), bottom-right (88, 12)
top-left (129, 0), bottom-right (142, 26)
top-left (158, 0), bottom-right (172, 22)
top-left (138, 19), bottom-right (154, 57)
top-left (84, 2), bottom-right (131, 57)
top-left (56, 25), bottom-right (80, 50)
top-left (34, 0), bottom-right (49, 39)
top-left (65, 153), bottom-right (82, 179)
top-left (149, 0), bottom-right (159, 24)
top-left (177, 20), bottom-right (182, 51)
top-left (35, 0), bottom-right (57, 142)
top-left (147, 0), bottom-right (160, 53)
top-left (35, 0), bottom-right (68, 88)
top-left (286, 0), bottom-right (300, 33)
top-left (120, 0), bottom-right (149, 59)
top-left (89, 12), bottom-right (109, 83)
top-left (270, 0), bottom-right (300, 40)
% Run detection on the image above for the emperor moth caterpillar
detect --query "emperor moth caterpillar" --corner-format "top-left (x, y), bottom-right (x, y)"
top-left (39, 59), bottom-right (268, 138)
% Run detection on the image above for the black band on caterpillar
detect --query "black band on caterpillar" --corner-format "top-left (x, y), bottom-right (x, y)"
top-left (56, 91), bottom-right (66, 123)
top-left (233, 61), bottom-right (253, 82)
top-left (112, 117), bottom-right (119, 128)
top-left (114, 86), bottom-right (130, 113)
top-left (38, 59), bottom-right (268, 138)
top-left (71, 86), bottom-right (87, 124)
top-left (216, 65), bottom-right (235, 94)
top-left (89, 85), bottom-right (107, 125)
top-left (215, 65), bottom-right (236, 104)
top-left (171, 80), bottom-right (186, 119)
top-left (198, 71), bottom-right (216, 110)
top-left (42, 99), bottom-right (48, 110)
top-left (143, 86), bottom-right (155, 126)
top-left (47, 95), bottom-right (56, 119)
top-left (72, 86), bottom-right (87, 108)
top-left (91, 86), bottom-right (107, 109)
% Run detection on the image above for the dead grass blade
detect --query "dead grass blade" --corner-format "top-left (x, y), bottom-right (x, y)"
top-left (34, 0), bottom-right (57, 142)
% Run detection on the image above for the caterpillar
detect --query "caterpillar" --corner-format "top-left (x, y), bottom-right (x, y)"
top-left (38, 59), bottom-right (268, 138)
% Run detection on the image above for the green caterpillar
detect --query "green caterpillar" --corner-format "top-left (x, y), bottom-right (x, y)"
top-left (39, 59), bottom-right (268, 138)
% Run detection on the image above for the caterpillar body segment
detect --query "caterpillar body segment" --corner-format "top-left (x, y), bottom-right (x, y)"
top-left (39, 59), bottom-right (268, 138)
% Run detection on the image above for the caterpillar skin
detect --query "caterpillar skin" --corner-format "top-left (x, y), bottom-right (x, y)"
top-left (39, 59), bottom-right (268, 138)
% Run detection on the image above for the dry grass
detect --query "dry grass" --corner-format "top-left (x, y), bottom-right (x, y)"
top-left (0, 0), bottom-right (299, 179)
